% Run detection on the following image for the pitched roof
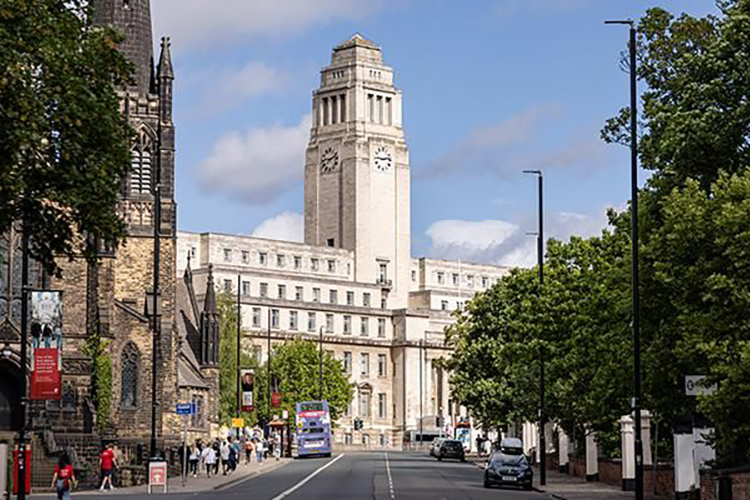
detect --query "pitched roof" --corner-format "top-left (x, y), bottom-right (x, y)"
top-left (334, 33), bottom-right (379, 52)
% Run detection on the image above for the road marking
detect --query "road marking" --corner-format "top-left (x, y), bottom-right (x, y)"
top-left (385, 452), bottom-right (395, 499)
top-left (270, 453), bottom-right (345, 500)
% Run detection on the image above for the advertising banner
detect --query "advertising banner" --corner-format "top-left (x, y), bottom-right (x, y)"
top-left (240, 369), bottom-right (254, 411)
top-left (30, 291), bottom-right (63, 400)
top-left (271, 391), bottom-right (282, 408)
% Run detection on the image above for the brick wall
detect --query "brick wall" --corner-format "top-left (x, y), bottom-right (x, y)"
top-left (701, 467), bottom-right (750, 500)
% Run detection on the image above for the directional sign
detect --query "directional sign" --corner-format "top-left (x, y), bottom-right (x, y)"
top-left (176, 402), bottom-right (195, 415)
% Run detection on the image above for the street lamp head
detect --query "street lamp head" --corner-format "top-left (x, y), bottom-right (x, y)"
top-left (604, 19), bottom-right (633, 26)
top-left (522, 170), bottom-right (542, 176)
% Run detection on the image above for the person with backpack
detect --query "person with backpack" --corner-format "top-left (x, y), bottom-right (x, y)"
top-left (51, 453), bottom-right (77, 500)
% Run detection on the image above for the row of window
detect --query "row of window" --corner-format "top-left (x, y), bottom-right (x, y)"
top-left (226, 280), bottom-right (380, 308)
top-left (250, 307), bottom-right (387, 337)
top-left (341, 352), bottom-right (389, 378)
top-left (428, 270), bottom-right (493, 289)
top-left (221, 248), bottom-right (341, 274)
top-left (367, 93), bottom-right (392, 126)
top-left (344, 433), bottom-right (389, 447)
top-left (319, 94), bottom-right (346, 126)
top-left (440, 300), bottom-right (467, 312)
top-left (343, 391), bottom-right (388, 419)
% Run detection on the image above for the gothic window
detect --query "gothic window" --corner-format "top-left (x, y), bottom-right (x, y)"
top-left (120, 342), bottom-right (140, 408)
top-left (62, 382), bottom-right (76, 411)
top-left (130, 131), bottom-right (154, 195)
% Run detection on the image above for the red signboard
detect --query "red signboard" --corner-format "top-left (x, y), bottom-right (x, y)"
top-left (13, 448), bottom-right (32, 494)
top-left (149, 461), bottom-right (168, 488)
top-left (271, 392), bottom-right (282, 408)
top-left (31, 347), bottom-right (62, 400)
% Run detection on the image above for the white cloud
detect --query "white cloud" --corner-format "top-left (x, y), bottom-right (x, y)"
top-left (425, 207), bottom-right (612, 268)
top-left (252, 212), bottom-right (303, 242)
top-left (198, 114), bottom-right (311, 204)
top-left (152, 0), bottom-right (386, 52)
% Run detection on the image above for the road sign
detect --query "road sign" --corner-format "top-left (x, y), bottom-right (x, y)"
top-left (685, 375), bottom-right (716, 397)
top-left (148, 461), bottom-right (168, 494)
top-left (232, 418), bottom-right (245, 428)
top-left (176, 402), bottom-right (195, 415)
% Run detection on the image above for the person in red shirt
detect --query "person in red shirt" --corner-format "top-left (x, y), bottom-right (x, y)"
top-left (99, 443), bottom-right (118, 491)
top-left (51, 453), bottom-right (76, 500)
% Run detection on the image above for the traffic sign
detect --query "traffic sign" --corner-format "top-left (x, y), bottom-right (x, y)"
top-left (232, 418), bottom-right (245, 428)
top-left (685, 375), bottom-right (716, 396)
top-left (176, 402), bottom-right (195, 415)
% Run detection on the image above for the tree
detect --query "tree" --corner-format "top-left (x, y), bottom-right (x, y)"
top-left (0, 0), bottom-right (132, 275)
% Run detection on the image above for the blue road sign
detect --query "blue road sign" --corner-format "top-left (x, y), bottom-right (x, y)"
top-left (176, 402), bottom-right (195, 415)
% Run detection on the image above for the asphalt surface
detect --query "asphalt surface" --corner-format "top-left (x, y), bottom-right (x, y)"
top-left (85, 452), bottom-right (545, 499)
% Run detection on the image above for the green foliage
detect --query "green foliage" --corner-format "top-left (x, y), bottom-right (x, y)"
top-left (82, 325), bottom-right (112, 432)
top-left (0, 0), bottom-right (133, 276)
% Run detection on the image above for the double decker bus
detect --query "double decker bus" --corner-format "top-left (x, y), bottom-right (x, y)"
top-left (295, 400), bottom-right (332, 458)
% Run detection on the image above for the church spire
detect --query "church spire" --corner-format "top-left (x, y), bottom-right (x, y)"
top-left (90, 0), bottom-right (154, 95)
top-left (157, 37), bottom-right (174, 80)
top-left (203, 264), bottom-right (217, 315)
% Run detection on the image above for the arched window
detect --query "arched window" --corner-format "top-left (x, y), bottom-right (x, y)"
top-left (120, 342), bottom-right (140, 408)
top-left (130, 131), bottom-right (153, 195)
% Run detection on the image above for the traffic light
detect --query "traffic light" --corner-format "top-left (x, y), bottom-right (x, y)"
top-left (354, 418), bottom-right (363, 430)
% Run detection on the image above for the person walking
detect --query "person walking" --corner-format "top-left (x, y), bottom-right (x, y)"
top-left (245, 439), bottom-right (253, 465)
top-left (189, 442), bottom-right (200, 477)
top-left (201, 443), bottom-right (216, 477)
top-left (99, 443), bottom-right (117, 491)
top-left (273, 432), bottom-right (281, 460)
top-left (256, 438), bottom-right (264, 464)
top-left (220, 439), bottom-right (230, 475)
top-left (51, 453), bottom-right (77, 500)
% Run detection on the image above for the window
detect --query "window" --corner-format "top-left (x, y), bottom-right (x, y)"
top-left (467, 275), bottom-right (474, 287)
top-left (343, 315), bottom-right (352, 335)
top-left (412, 270), bottom-right (417, 281)
top-left (345, 433), bottom-right (353, 445)
top-left (381, 298), bottom-right (387, 309)
top-left (379, 434), bottom-right (386, 447)
top-left (327, 260), bottom-right (336, 273)
top-left (441, 300), bottom-right (448, 311)
top-left (295, 286), bottom-right (303, 301)
top-left (452, 273), bottom-right (459, 286)
top-left (367, 93), bottom-right (374, 121)
top-left (378, 264), bottom-right (388, 283)
top-left (252, 307), bottom-right (261, 327)
top-left (327, 238), bottom-right (335, 247)
top-left (311, 258), bottom-right (319, 271)
top-left (260, 282), bottom-right (268, 298)
top-left (307, 312), bottom-right (316, 332)
top-left (482, 276), bottom-right (489, 288)
top-left (326, 314), bottom-right (334, 333)
top-left (242, 281), bottom-right (251, 295)
top-left (259, 252), bottom-right (267, 265)
top-left (277, 254), bottom-right (285, 267)
top-left (340, 94), bottom-right (346, 122)
top-left (360, 391), bottom-right (371, 417)
top-left (360, 353), bottom-right (370, 376)
top-left (294, 256), bottom-right (302, 269)
top-left (363, 293), bottom-right (371, 307)
top-left (223, 248), bottom-right (232, 262)
top-left (289, 311), bottom-right (298, 330)
top-left (343, 352), bottom-right (352, 374)
top-left (378, 354), bottom-right (387, 377)
top-left (130, 132), bottom-right (153, 195)
top-left (362, 433), bottom-right (370, 446)
top-left (377, 95), bottom-right (383, 124)
top-left (378, 393), bottom-right (387, 418)
top-left (437, 272), bottom-right (445, 285)
top-left (241, 250), bottom-right (249, 264)
top-left (322, 97), bottom-right (329, 125)
top-left (329, 289), bottom-right (338, 304)
top-left (377, 318), bottom-right (386, 338)
top-left (190, 247), bottom-right (197, 260)
top-left (360, 317), bottom-right (369, 336)
top-left (191, 395), bottom-right (204, 428)
top-left (120, 342), bottom-right (140, 408)
top-left (386, 97), bottom-right (392, 126)
top-left (346, 291), bottom-right (354, 306)
top-left (271, 309), bottom-right (279, 329)
top-left (312, 288), bottom-right (320, 303)
top-left (223, 279), bottom-right (232, 291)
top-left (278, 284), bottom-right (286, 300)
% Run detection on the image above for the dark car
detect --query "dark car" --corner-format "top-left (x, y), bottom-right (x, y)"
top-left (436, 439), bottom-right (465, 462)
top-left (483, 446), bottom-right (533, 490)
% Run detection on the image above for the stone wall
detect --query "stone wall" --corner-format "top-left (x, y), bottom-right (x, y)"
top-left (701, 467), bottom-right (750, 500)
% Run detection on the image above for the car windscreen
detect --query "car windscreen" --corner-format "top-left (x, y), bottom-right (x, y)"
top-left (301, 427), bottom-right (325, 434)
top-left (442, 441), bottom-right (463, 450)
top-left (490, 451), bottom-right (527, 466)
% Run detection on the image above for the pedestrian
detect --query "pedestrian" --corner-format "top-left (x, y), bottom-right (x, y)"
top-left (51, 453), bottom-right (76, 500)
top-left (220, 439), bottom-right (230, 475)
top-left (212, 440), bottom-right (221, 475)
top-left (189, 442), bottom-right (200, 477)
top-left (231, 438), bottom-right (240, 471)
top-left (245, 439), bottom-right (253, 464)
top-left (273, 432), bottom-right (281, 460)
top-left (99, 443), bottom-right (117, 491)
top-left (201, 444), bottom-right (216, 477)
top-left (256, 438), bottom-right (264, 464)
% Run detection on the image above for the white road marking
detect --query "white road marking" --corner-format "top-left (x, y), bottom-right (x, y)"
top-left (385, 452), bottom-right (395, 499)
top-left (270, 453), bottom-right (345, 500)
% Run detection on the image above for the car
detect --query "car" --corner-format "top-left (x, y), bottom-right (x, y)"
top-left (436, 439), bottom-right (466, 462)
top-left (429, 438), bottom-right (446, 457)
top-left (483, 440), bottom-right (533, 490)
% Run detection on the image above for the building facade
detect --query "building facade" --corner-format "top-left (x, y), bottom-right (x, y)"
top-left (177, 35), bottom-right (511, 449)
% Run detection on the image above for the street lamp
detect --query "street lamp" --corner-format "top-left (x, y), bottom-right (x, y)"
top-left (605, 18), bottom-right (642, 500)
top-left (523, 169), bottom-right (545, 486)
top-left (319, 326), bottom-right (324, 401)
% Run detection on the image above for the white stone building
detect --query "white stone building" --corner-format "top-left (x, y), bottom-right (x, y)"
top-left (176, 35), bottom-right (511, 449)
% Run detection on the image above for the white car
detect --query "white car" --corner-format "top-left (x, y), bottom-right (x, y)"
top-left (429, 438), bottom-right (446, 457)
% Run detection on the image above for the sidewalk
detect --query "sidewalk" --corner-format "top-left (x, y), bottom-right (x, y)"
top-left (34, 458), bottom-right (291, 497)
top-left (468, 454), bottom-right (634, 500)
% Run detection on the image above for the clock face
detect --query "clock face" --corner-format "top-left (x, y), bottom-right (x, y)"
top-left (320, 147), bottom-right (339, 174)
top-left (373, 146), bottom-right (393, 172)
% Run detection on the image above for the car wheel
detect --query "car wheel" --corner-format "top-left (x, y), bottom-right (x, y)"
top-left (524, 483), bottom-right (532, 491)
top-left (438, 456), bottom-right (442, 461)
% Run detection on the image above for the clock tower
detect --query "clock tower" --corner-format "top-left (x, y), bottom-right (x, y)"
top-left (304, 35), bottom-right (411, 308)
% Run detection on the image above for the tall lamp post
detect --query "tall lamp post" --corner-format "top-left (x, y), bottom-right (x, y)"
top-left (148, 183), bottom-right (162, 460)
top-left (17, 226), bottom-right (29, 500)
top-left (236, 275), bottom-right (242, 436)
top-left (523, 169), bottom-right (545, 486)
top-left (605, 19), bottom-right (642, 500)
top-left (318, 326), bottom-right (324, 401)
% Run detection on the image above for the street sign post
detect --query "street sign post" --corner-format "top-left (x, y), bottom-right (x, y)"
top-left (148, 460), bottom-right (168, 494)
top-left (175, 403), bottom-right (196, 487)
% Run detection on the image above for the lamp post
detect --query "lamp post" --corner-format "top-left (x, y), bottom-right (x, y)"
top-left (318, 326), bottom-right (324, 401)
top-left (605, 19), bottom-right (642, 500)
top-left (523, 169), bottom-right (545, 486)
top-left (419, 338), bottom-right (423, 448)
top-left (17, 226), bottom-right (29, 500)
top-left (236, 274), bottom-right (242, 436)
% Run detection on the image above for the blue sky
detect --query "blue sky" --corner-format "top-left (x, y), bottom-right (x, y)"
top-left (152, 0), bottom-right (718, 267)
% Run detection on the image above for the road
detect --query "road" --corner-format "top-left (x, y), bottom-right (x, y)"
top-left (101, 451), bottom-right (545, 499)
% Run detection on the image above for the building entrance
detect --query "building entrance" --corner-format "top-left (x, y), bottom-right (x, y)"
top-left (0, 361), bottom-right (21, 431)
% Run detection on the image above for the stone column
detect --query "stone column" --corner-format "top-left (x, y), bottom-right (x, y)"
top-left (0, 443), bottom-right (7, 498)
top-left (558, 428), bottom-right (570, 473)
top-left (585, 430), bottom-right (599, 481)
top-left (674, 426), bottom-right (694, 499)
top-left (641, 410), bottom-right (653, 466)
top-left (692, 427), bottom-right (715, 488)
top-left (620, 414), bottom-right (635, 490)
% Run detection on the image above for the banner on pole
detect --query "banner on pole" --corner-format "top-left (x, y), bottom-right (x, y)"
top-left (271, 391), bottom-right (282, 408)
top-left (241, 369), bottom-right (254, 411)
top-left (30, 290), bottom-right (63, 400)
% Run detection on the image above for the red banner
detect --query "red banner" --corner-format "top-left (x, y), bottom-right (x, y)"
top-left (13, 448), bottom-right (32, 494)
top-left (271, 392), bottom-right (282, 408)
top-left (31, 347), bottom-right (61, 400)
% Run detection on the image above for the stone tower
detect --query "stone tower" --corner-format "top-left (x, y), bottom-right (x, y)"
top-left (199, 265), bottom-right (219, 366)
top-left (304, 35), bottom-right (411, 308)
